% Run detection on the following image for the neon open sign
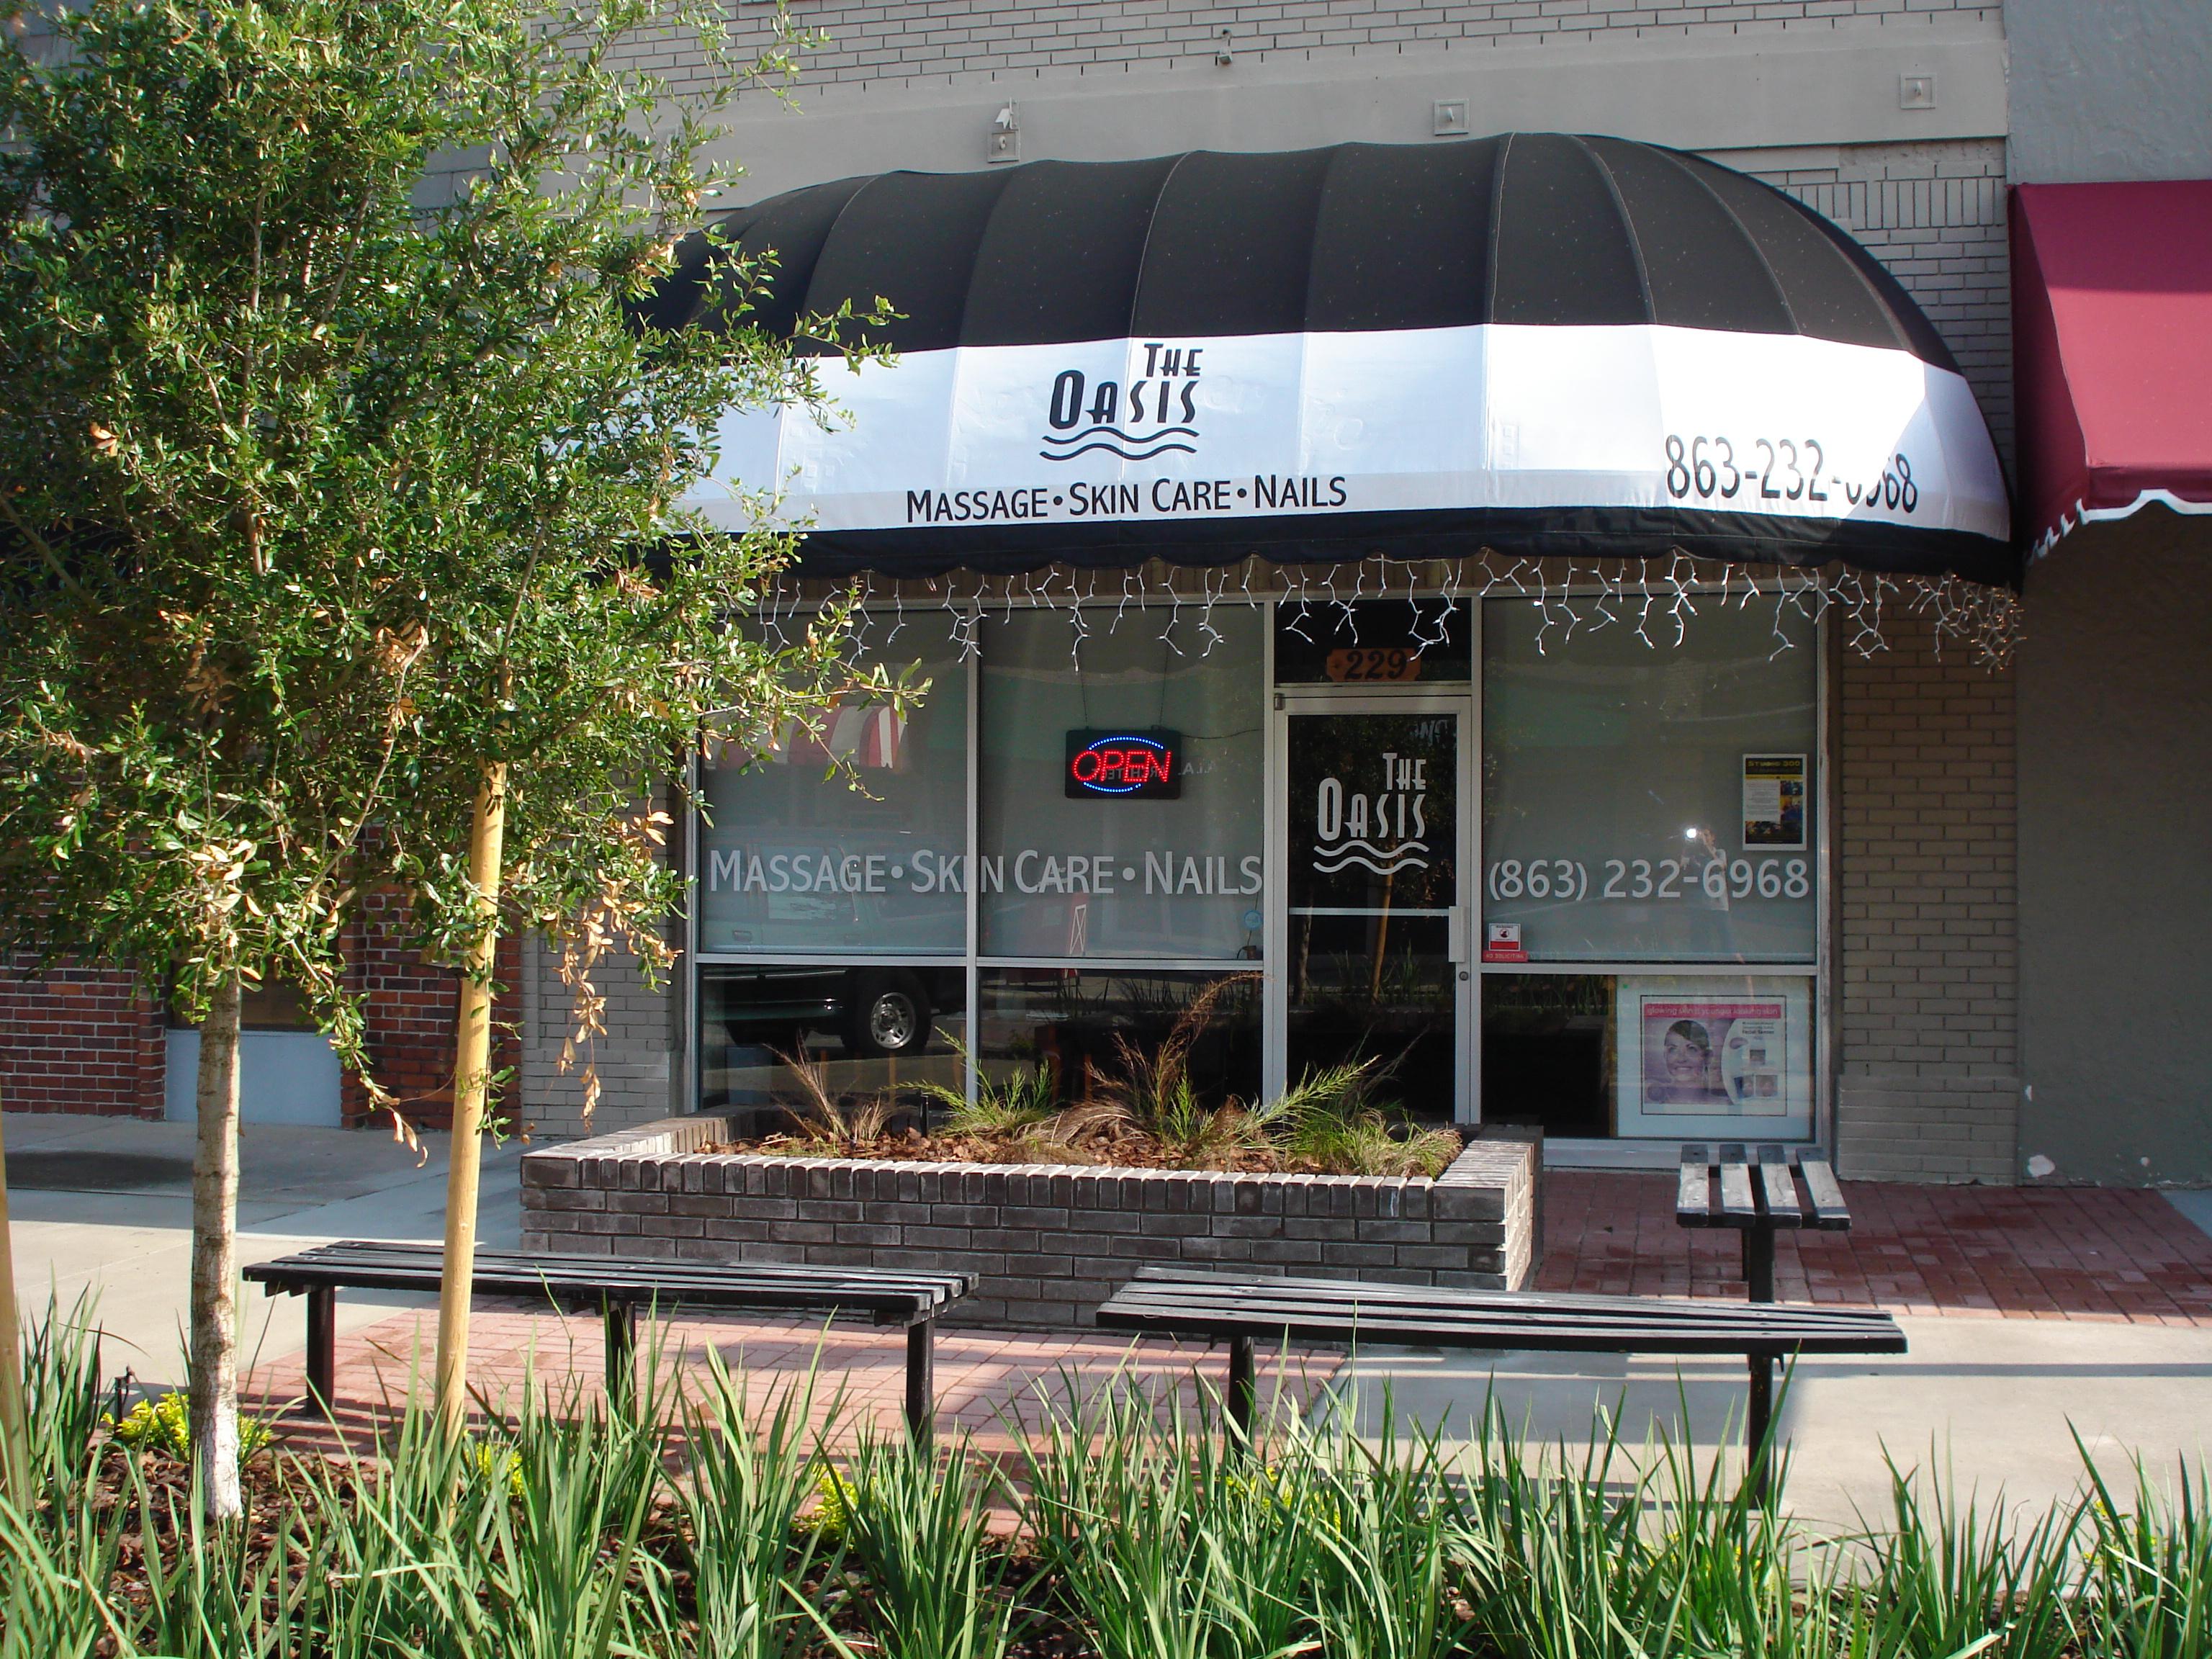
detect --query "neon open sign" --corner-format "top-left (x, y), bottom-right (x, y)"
top-left (1065, 729), bottom-right (1182, 799)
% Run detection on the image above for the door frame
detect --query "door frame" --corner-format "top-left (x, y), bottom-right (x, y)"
top-left (1264, 688), bottom-right (1477, 1123)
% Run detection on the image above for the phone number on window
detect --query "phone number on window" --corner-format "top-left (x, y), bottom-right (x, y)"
top-left (1487, 857), bottom-right (1811, 903)
top-left (1662, 434), bottom-right (1920, 513)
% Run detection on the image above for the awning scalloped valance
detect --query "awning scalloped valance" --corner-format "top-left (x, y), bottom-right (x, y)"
top-left (662, 135), bottom-right (2012, 585)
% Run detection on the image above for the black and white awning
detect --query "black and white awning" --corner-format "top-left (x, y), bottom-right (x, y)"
top-left (665, 135), bottom-right (2012, 584)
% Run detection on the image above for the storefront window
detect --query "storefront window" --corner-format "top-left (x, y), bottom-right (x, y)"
top-left (697, 962), bottom-right (967, 1134)
top-left (1480, 969), bottom-right (1815, 1139)
top-left (696, 613), bottom-right (968, 956)
top-left (978, 608), bottom-right (1264, 960)
top-left (1480, 599), bottom-right (1819, 964)
top-left (976, 968), bottom-right (1262, 1112)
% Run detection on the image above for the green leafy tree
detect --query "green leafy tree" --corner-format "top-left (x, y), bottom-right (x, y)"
top-left (0, 0), bottom-right (899, 1511)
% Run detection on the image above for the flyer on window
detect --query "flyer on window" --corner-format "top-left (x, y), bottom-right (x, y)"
top-left (1741, 753), bottom-right (1807, 849)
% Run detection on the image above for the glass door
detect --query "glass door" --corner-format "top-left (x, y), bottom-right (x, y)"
top-left (1274, 699), bottom-right (1470, 1121)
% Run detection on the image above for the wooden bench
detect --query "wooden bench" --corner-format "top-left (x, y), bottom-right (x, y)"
top-left (1097, 1266), bottom-right (1904, 1488)
top-left (1676, 1143), bottom-right (1851, 1303)
top-left (244, 1242), bottom-right (974, 1441)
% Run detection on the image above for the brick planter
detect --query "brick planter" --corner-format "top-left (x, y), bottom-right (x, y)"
top-left (521, 1118), bottom-right (1541, 1328)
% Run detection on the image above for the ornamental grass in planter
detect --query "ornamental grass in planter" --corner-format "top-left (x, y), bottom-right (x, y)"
top-left (737, 974), bottom-right (1464, 1179)
top-left (8, 1300), bottom-right (2212, 1658)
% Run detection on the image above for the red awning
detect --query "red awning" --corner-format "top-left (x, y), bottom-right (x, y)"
top-left (2014, 180), bottom-right (2212, 554)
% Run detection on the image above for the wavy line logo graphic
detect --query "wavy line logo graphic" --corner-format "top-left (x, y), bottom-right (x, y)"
top-left (1040, 426), bottom-right (1197, 448)
top-left (1312, 838), bottom-right (1431, 877)
top-left (1038, 349), bottom-right (1204, 464)
top-left (1043, 436), bottom-right (1198, 462)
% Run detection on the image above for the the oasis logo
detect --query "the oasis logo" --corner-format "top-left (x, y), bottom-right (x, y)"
top-left (1040, 342), bottom-right (1202, 462)
top-left (1311, 752), bottom-right (1430, 878)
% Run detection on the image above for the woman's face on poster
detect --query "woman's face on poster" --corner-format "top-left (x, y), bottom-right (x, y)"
top-left (1663, 1028), bottom-right (1708, 1085)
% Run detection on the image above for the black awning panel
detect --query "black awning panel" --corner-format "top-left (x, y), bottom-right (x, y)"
top-left (1583, 136), bottom-right (1794, 336)
top-left (1129, 148), bottom-right (1339, 338)
top-left (1303, 138), bottom-right (1501, 332)
top-left (1678, 158), bottom-right (1917, 361)
top-left (1488, 133), bottom-right (1649, 326)
top-left (961, 156), bottom-right (1180, 348)
top-left (671, 133), bottom-right (1961, 371)
top-left (797, 168), bottom-right (1015, 351)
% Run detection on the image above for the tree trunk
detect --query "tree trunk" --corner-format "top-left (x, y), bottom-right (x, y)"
top-left (189, 968), bottom-right (245, 1520)
top-left (0, 1102), bottom-right (27, 1504)
top-left (435, 762), bottom-right (508, 1434)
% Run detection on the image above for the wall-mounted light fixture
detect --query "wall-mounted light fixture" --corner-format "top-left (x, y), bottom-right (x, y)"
top-left (988, 102), bottom-right (1019, 163)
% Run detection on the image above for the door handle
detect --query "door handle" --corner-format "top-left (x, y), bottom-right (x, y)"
top-left (1446, 905), bottom-right (1467, 963)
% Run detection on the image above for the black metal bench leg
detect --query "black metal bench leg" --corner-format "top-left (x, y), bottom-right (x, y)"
top-left (1226, 1334), bottom-right (1256, 1452)
top-left (1747, 1349), bottom-right (1776, 1501)
top-left (905, 1320), bottom-right (935, 1449)
top-left (1746, 1226), bottom-right (1776, 1304)
top-left (305, 1287), bottom-right (336, 1416)
top-left (604, 1302), bottom-right (638, 1413)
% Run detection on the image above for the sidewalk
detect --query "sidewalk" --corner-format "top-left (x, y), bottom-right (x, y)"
top-left (1344, 1172), bottom-right (2212, 1527)
top-left (4, 1112), bottom-right (523, 1389)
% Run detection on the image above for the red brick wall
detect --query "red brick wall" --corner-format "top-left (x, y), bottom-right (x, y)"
top-left (0, 956), bottom-right (167, 1118)
top-left (3, 912), bottom-right (521, 1128)
top-left (338, 889), bottom-right (523, 1133)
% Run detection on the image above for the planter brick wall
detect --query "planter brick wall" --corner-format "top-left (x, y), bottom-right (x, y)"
top-left (521, 1118), bottom-right (1540, 1328)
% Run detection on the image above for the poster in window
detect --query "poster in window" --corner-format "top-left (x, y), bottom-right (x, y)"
top-left (1632, 997), bottom-right (1788, 1115)
top-left (1611, 975), bottom-right (1814, 1139)
top-left (1740, 754), bottom-right (1807, 850)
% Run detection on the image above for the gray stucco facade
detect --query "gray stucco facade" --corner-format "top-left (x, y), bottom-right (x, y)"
top-left (2018, 517), bottom-right (2212, 1184)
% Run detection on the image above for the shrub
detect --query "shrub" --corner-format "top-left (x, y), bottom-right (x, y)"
top-left (104, 1390), bottom-right (271, 1466)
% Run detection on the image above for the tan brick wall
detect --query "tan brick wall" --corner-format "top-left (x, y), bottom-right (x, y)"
top-left (1834, 629), bottom-right (2020, 1183)
top-left (683, 0), bottom-right (1999, 91)
top-left (518, 934), bottom-right (681, 1138)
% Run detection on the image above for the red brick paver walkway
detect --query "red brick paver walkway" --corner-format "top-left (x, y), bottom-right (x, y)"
top-left (1539, 1172), bottom-right (2212, 1323)
top-left (246, 1175), bottom-right (2212, 1452)
top-left (246, 1303), bottom-right (1331, 1456)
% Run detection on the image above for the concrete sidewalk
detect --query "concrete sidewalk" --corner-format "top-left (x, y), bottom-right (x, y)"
top-left (1338, 1313), bottom-right (2212, 1529)
top-left (4, 1112), bottom-right (523, 1390)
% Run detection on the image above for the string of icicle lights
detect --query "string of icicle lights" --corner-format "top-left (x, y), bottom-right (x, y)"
top-left (750, 552), bottom-right (2023, 672)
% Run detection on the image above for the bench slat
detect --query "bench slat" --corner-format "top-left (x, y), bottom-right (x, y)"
top-left (246, 1260), bottom-right (965, 1308)
top-left (1755, 1156), bottom-right (1804, 1228)
top-left (1113, 1273), bottom-right (1882, 1323)
top-left (1098, 1281), bottom-right (1904, 1357)
top-left (1102, 1269), bottom-right (1904, 1354)
top-left (1799, 1159), bottom-right (1851, 1229)
top-left (1097, 1310), bottom-right (1903, 1357)
top-left (1101, 1289), bottom-right (1891, 1344)
top-left (1717, 1159), bottom-right (1758, 1223)
top-left (1676, 1152), bottom-right (1714, 1226)
top-left (251, 1241), bottom-right (971, 1294)
top-left (243, 1242), bottom-right (973, 1326)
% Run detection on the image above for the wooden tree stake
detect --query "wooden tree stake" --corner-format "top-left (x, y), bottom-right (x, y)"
top-left (436, 762), bottom-right (508, 1434)
top-left (0, 1102), bottom-right (25, 1503)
